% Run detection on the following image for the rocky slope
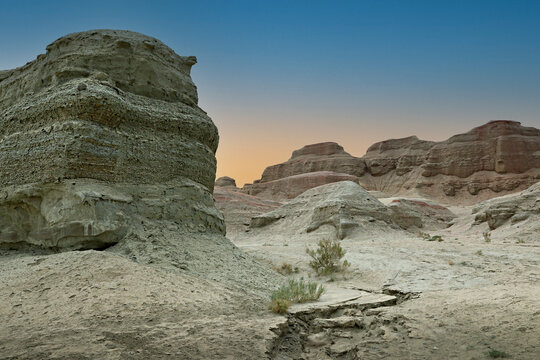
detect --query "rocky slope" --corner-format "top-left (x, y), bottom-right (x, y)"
top-left (242, 121), bottom-right (540, 204)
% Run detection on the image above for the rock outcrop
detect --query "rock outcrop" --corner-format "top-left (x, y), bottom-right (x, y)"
top-left (243, 171), bottom-right (361, 200)
top-left (214, 187), bottom-right (281, 234)
top-left (473, 182), bottom-right (540, 230)
top-left (386, 199), bottom-right (456, 230)
top-left (260, 142), bottom-right (367, 182)
top-left (242, 121), bottom-right (540, 204)
top-left (215, 176), bottom-right (237, 188)
top-left (250, 181), bottom-right (398, 239)
top-left (0, 30), bottom-right (279, 292)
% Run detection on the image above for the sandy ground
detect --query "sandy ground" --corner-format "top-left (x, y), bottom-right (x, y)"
top-left (1, 201), bottom-right (538, 359)
top-left (231, 202), bottom-right (540, 359)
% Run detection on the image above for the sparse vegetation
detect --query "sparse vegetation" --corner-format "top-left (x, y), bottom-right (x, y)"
top-left (306, 238), bottom-right (350, 275)
top-left (420, 232), bottom-right (444, 242)
top-left (273, 263), bottom-right (299, 275)
top-left (486, 349), bottom-right (510, 358)
top-left (476, 250), bottom-right (483, 256)
top-left (269, 278), bottom-right (325, 313)
top-left (428, 235), bottom-right (443, 242)
top-left (517, 239), bottom-right (525, 244)
top-left (483, 231), bottom-right (492, 243)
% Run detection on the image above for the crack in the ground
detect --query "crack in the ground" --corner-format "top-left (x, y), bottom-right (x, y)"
top-left (267, 289), bottom-right (420, 360)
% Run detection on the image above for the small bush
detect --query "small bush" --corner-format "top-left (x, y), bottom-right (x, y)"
top-left (269, 298), bottom-right (290, 314)
top-left (273, 263), bottom-right (299, 275)
top-left (306, 238), bottom-right (350, 275)
top-left (427, 235), bottom-right (443, 242)
top-left (486, 349), bottom-right (510, 358)
top-left (483, 231), bottom-right (492, 243)
top-left (269, 278), bottom-right (324, 313)
top-left (476, 250), bottom-right (483, 256)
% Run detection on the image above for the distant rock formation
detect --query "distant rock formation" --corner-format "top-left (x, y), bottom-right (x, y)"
top-left (242, 121), bottom-right (540, 203)
top-left (0, 30), bottom-right (279, 292)
top-left (214, 187), bottom-right (281, 234)
top-left (260, 142), bottom-right (367, 182)
top-left (215, 176), bottom-right (237, 188)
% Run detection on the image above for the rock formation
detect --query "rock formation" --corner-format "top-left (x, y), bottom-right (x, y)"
top-left (243, 121), bottom-right (540, 204)
top-left (386, 198), bottom-right (456, 230)
top-left (214, 186), bottom-right (282, 234)
top-left (215, 176), bottom-right (237, 187)
top-left (0, 30), bottom-right (279, 292)
top-left (260, 142), bottom-right (367, 182)
top-left (250, 181), bottom-right (399, 239)
top-left (473, 182), bottom-right (540, 231)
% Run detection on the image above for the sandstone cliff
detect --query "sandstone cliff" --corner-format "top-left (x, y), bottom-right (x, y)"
top-left (242, 121), bottom-right (540, 203)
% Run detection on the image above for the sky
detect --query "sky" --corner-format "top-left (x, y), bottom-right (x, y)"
top-left (1, 0), bottom-right (539, 186)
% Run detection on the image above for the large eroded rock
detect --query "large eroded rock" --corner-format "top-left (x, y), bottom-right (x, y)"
top-left (0, 30), bottom-right (282, 294)
top-left (0, 30), bottom-right (222, 251)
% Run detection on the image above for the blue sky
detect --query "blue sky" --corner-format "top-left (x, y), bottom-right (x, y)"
top-left (1, 0), bottom-right (539, 184)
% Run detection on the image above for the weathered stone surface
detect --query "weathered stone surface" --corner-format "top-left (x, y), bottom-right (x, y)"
top-left (214, 186), bottom-right (281, 234)
top-left (473, 182), bottom-right (540, 230)
top-left (250, 181), bottom-right (397, 239)
top-left (243, 171), bottom-right (360, 201)
top-left (387, 198), bottom-right (456, 230)
top-left (215, 176), bottom-right (237, 188)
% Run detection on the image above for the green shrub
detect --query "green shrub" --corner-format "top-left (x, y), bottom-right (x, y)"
top-left (483, 231), bottom-right (492, 243)
top-left (427, 235), bottom-right (443, 242)
top-left (269, 278), bottom-right (324, 313)
top-left (306, 238), bottom-right (350, 275)
top-left (486, 349), bottom-right (510, 358)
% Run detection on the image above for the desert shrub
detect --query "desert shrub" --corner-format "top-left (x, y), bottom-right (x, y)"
top-left (427, 235), bottom-right (443, 242)
top-left (273, 263), bottom-right (299, 275)
top-left (306, 238), bottom-right (350, 275)
top-left (269, 278), bottom-right (324, 313)
top-left (483, 231), bottom-right (492, 243)
top-left (268, 298), bottom-right (290, 314)
top-left (486, 349), bottom-right (510, 358)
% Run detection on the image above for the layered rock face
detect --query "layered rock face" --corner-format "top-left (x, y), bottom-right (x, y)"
top-left (243, 121), bottom-right (540, 203)
top-left (0, 30), bottom-right (222, 251)
top-left (260, 142), bottom-right (367, 182)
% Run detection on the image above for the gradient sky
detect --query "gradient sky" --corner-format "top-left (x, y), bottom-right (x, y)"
top-left (1, 0), bottom-right (539, 186)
